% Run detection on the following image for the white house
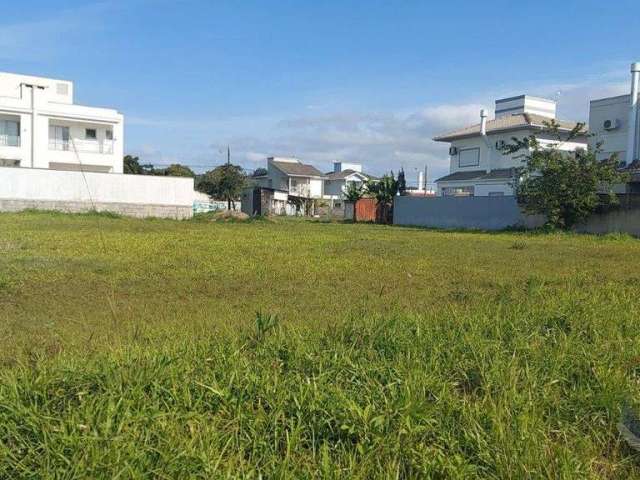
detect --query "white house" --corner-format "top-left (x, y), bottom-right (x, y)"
top-left (589, 63), bottom-right (640, 165)
top-left (323, 162), bottom-right (375, 200)
top-left (433, 95), bottom-right (587, 196)
top-left (0, 72), bottom-right (193, 219)
top-left (255, 156), bottom-right (325, 198)
top-left (0, 72), bottom-right (124, 173)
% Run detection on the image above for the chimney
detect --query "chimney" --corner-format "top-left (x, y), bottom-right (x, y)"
top-left (480, 109), bottom-right (488, 136)
top-left (627, 62), bottom-right (640, 164)
top-left (417, 171), bottom-right (424, 191)
top-left (480, 109), bottom-right (491, 173)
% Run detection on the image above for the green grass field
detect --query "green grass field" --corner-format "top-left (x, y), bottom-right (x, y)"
top-left (1, 211), bottom-right (640, 478)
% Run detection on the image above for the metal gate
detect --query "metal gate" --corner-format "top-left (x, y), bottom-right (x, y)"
top-left (355, 198), bottom-right (376, 222)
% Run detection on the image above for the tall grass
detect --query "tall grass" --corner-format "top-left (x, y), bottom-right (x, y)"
top-left (1, 211), bottom-right (640, 477)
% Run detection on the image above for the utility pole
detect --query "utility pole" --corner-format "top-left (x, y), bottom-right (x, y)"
top-left (226, 146), bottom-right (231, 210)
top-left (424, 164), bottom-right (428, 196)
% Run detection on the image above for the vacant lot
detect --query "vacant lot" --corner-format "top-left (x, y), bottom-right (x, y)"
top-left (1, 211), bottom-right (640, 478)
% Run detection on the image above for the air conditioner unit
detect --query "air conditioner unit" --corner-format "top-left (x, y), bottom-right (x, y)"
top-left (603, 119), bottom-right (620, 131)
top-left (449, 146), bottom-right (458, 156)
top-left (495, 140), bottom-right (506, 150)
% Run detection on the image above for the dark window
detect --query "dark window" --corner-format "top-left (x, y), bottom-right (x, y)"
top-left (0, 158), bottom-right (20, 167)
top-left (85, 128), bottom-right (97, 140)
top-left (442, 186), bottom-right (474, 197)
top-left (458, 148), bottom-right (480, 168)
top-left (105, 130), bottom-right (113, 140)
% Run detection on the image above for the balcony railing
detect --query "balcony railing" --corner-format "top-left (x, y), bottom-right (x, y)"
top-left (0, 134), bottom-right (20, 147)
top-left (49, 139), bottom-right (114, 154)
top-left (290, 184), bottom-right (311, 197)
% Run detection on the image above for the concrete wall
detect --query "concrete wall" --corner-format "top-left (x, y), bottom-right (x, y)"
top-left (574, 207), bottom-right (640, 237)
top-left (394, 195), bottom-right (640, 236)
top-left (394, 195), bottom-right (540, 230)
top-left (0, 167), bottom-right (194, 219)
top-left (344, 201), bottom-right (355, 221)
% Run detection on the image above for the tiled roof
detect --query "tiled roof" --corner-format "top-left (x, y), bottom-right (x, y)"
top-left (435, 168), bottom-right (517, 183)
top-left (433, 113), bottom-right (585, 142)
top-left (270, 161), bottom-right (324, 177)
top-left (325, 169), bottom-right (375, 181)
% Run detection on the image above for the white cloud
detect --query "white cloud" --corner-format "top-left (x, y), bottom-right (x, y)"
top-left (127, 65), bottom-right (634, 182)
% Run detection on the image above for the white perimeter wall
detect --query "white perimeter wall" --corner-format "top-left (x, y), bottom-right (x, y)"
top-left (0, 167), bottom-right (194, 206)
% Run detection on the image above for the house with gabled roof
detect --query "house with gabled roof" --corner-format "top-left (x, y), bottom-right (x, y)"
top-left (323, 162), bottom-right (376, 200)
top-left (433, 95), bottom-right (587, 196)
top-left (254, 156), bottom-right (325, 198)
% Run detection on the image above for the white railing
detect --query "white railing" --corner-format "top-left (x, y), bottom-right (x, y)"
top-left (0, 135), bottom-right (20, 147)
top-left (49, 139), bottom-right (114, 154)
top-left (290, 184), bottom-right (311, 197)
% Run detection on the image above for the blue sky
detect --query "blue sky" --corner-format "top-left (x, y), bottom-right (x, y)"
top-left (2, 0), bottom-right (640, 182)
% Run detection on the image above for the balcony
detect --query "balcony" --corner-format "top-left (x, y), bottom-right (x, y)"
top-left (49, 139), bottom-right (114, 154)
top-left (0, 134), bottom-right (20, 147)
top-left (289, 184), bottom-right (311, 198)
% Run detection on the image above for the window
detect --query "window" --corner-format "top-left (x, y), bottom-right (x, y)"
top-left (442, 186), bottom-right (474, 197)
top-left (0, 119), bottom-right (20, 147)
top-left (105, 130), bottom-right (113, 140)
top-left (85, 129), bottom-right (97, 140)
top-left (49, 125), bottom-right (70, 150)
top-left (0, 159), bottom-right (20, 167)
top-left (458, 148), bottom-right (480, 168)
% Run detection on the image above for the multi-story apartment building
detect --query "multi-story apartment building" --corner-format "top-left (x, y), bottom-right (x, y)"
top-left (0, 72), bottom-right (124, 173)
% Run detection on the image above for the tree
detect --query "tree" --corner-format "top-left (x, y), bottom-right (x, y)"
top-left (162, 164), bottom-right (196, 177)
top-left (343, 181), bottom-right (364, 202)
top-left (197, 164), bottom-right (247, 209)
top-left (365, 172), bottom-right (398, 205)
top-left (252, 167), bottom-right (268, 177)
top-left (502, 120), bottom-right (628, 229)
top-left (397, 168), bottom-right (407, 195)
top-left (123, 155), bottom-right (155, 175)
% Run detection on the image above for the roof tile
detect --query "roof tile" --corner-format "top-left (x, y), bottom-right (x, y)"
top-left (271, 161), bottom-right (324, 177)
top-left (433, 113), bottom-right (585, 142)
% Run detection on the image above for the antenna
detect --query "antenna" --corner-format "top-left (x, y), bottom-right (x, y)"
top-left (69, 135), bottom-right (118, 324)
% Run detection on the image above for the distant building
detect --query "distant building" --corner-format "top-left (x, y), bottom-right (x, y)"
top-left (254, 156), bottom-right (325, 198)
top-left (433, 95), bottom-right (587, 196)
top-left (241, 187), bottom-right (294, 216)
top-left (0, 71), bottom-right (193, 219)
top-left (323, 161), bottom-right (376, 200)
top-left (0, 71), bottom-right (124, 172)
top-left (588, 62), bottom-right (640, 192)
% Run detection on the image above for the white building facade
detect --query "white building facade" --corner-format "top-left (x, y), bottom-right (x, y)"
top-left (433, 95), bottom-right (587, 196)
top-left (323, 161), bottom-right (374, 200)
top-left (0, 72), bottom-right (194, 219)
top-left (589, 62), bottom-right (640, 166)
top-left (256, 156), bottom-right (325, 198)
top-left (0, 72), bottom-right (124, 173)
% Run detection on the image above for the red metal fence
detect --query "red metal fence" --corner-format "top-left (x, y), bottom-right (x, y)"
top-left (354, 198), bottom-right (392, 224)
top-left (355, 198), bottom-right (376, 222)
